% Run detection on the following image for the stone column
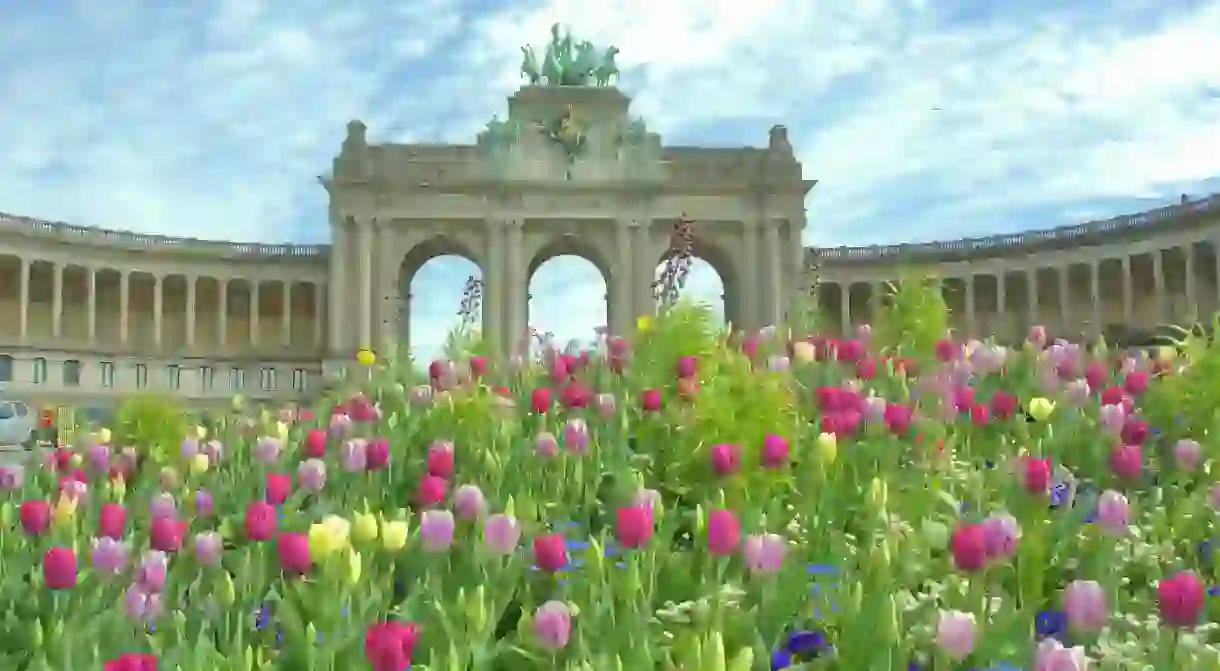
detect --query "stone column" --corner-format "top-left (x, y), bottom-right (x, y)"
top-left (1025, 268), bottom-right (1038, 328)
top-left (119, 271), bottom-right (130, 345)
top-left (1057, 266), bottom-right (1069, 335)
top-left (51, 262), bottom-right (63, 338)
top-left (1184, 245), bottom-right (1197, 319)
top-left (1089, 260), bottom-right (1102, 339)
top-left (357, 218), bottom-right (373, 349)
top-left (484, 220), bottom-right (505, 356)
top-left (185, 275), bottom-right (197, 348)
top-left (1120, 256), bottom-right (1133, 325)
top-left (964, 276), bottom-right (976, 338)
top-left (839, 283), bottom-right (851, 336)
top-left (250, 282), bottom-right (261, 347)
top-left (217, 279), bottom-right (229, 346)
top-left (1151, 250), bottom-right (1165, 323)
top-left (153, 274), bottom-right (164, 347)
top-left (314, 282), bottom-right (325, 348)
top-left (86, 266), bottom-right (97, 343)
top-left (631, 217), bottom-right (653, 322)
top-left (741, 219), bottom-right (760, 329)
top-left (996, 272), bottom-right (1007, 341)
top-left (18, 258), bottom-right (29, 341)
top-left (504, 218), bottom-right (524, 354)
top-left (764, 220), bottom-right (783, 326)
top-left (328, 218), bottom-right (348, 354)
top-left (611, 219), bottom-right (634, 337)
top-left (281, 281), bottom-right (292, 347)
top-left (375, 221), bottom-right (396, 353)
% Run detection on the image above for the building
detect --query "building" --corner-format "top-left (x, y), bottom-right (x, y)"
top-left (0, 82), bottom-right (1216, 405)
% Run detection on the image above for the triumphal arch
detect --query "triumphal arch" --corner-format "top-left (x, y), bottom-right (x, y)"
top-left (320, 26), bottom-right (815, 365)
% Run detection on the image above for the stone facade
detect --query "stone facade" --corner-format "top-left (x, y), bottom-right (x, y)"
top-left (0, 84), bottom-right (1215, 405)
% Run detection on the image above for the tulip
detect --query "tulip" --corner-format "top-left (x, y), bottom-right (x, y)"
top-left (266, 473), bottom-right (292, 505)
top-left (244, 501), bottom-right (277, 541)
top-left (534, 432), bottom-right (559, 458)
top-left (532, 534), bottom-right (567, 572)
top-left (364, 621), bottom-right (419, 671)
top-left (134, 550), bottom-right (168, 592)
top-left (340, 439), bottom-right (368, 471)
top-left (1157, 571), bottom-right (1204, 627)
top-left (365, 438), bottom-right (390, 470)
top-left (1027, 397), bottom-right (1055, 421)
top-left (640, 389), bottom-right (661, 412)
top-left (483, 514), bottom-right (521, 555)
top-left (122, 585), bottom-right (164, 625)
top-left (710, 443), bottom-right (741, 475)
top-left (950, 523), bottom-right (987, 571)
top-left (43, 547), bottom-right (78, 590)
top-left (814, 432), bottom-right (837, 465)
top-left (530, 388), bottom-right (551, 414)
top-left (419, 510), bottom-right (455, 552)
top-left (615, 505), bottom-right (654, 549)
top-left (1019, 456), bottom-right (1051, 494)
top-left (562, 419), bottom-right (589, 454)
top-left (98, 502), bottom-right (126, 539)
top-left (194, 532), bottom-right (223, 566)
top-left (149, 516), bottom-right (185, 553)
top-left (380, 520), bottom-right (409, 551)
top-left (193, 489), bottom-right (214, 517)
top-left (707, 509), bottom-right (741, 556)
top-left (1031, 639), bottom-right (1087, 670)
top-left (981, 513), bottom-right (1019, 560)
top-left (104, 653), bottom-right (159, 670)
top-left (742, 533), bottom-right (787, 574)
top-left (353, 512), bottom-right (379, 543)
top-left (0, 465), bottom-right (23, 491)
top-left (297, 459), bottom-right (327, 494)
top-left (302, 428), bottom-right (327, 458)
top-left (1095, 490), bottom-right (1129, 536)
top-left (426, 441), bottom-right (455, 478)
top-left (1108, 444), bottom-right (1141, 481)
top-left (414, 475), bottom-right (447, 508)
top-left (1063, 580), bottom-right (1108, 633)
top-left (253, 436), bottom-right (283, 464)
top-left (935, 610), bottom-right (976, 660)
top-left (90, 537), bottom-right (128, 577)
top-left (1174, 439), bottom-right (1202, 471)
top-left (276, 532), bottom-right (312, 575)
top-left (533, 600), bottom-right (572, 650)
top-left (453, 485), bottom-right (487, 520)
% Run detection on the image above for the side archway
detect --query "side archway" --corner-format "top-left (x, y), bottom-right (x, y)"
top-left (525, 233), bottom-right (614, 354)
top-left (654, 237), bottom-right (740, 328)
top-left (398, 234), bottom-right (487, 364)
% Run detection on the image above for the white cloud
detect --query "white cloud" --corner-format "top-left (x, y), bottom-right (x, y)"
top-left (1, 0), bottom-right (1218, 362)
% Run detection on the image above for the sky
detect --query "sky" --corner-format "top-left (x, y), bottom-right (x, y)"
top-left (2, 0), bottom-right (1219, 361)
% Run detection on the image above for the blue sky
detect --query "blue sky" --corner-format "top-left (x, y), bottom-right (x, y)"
top-left (2, 0), bottom-right (1219, 361)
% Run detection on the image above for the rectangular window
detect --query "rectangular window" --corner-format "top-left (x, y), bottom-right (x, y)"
top-left (101, 362), bottom-right (116, 388)
top-left (63, 360), bottom-right (81, 387)
top-left (229, 367), bottom-right (244, 390)
top-left (32, 357), bottom-right (47, 384)
top-left (200, 365), bottom-right (214, 392)
top-left (292, 368), bottom-right (307, 392)
top-left (167, 364), bottom-right (181, 390)
top-left (0, 355), bottom-right (12, 382)
top-left (135, 364), bottom-right (148, 389)
top-left (260, 367), bottom-right (276, 391)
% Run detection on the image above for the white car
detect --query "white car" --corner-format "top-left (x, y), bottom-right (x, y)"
top-left (0, 400), bottom-right (35, 449)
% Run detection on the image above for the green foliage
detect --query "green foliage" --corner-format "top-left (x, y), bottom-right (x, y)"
top-left (872, 267), bottom-right (950, 357)
top-left (632, 299), bottom-right (722, 388)
top-left (1143, 314), bottom-right (1220, 444)
top-left (111, 394), bottom-right (187, 462)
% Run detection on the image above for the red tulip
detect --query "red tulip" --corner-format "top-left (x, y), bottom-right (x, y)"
top-left (990, 391), bottom-right (1017, 419)
top-left (676, 356), bottom-right (698, 379)
top-left (266, 473), bottom-right (291, 504)
top-left (709, 443), bottom-right (740, 476)
top-left (149, 516), bottom-right (186, 553)
top-left (760, 434), bottom-right (789, 468)
top-left (244, 501), bottom-right (277, 541)
top-left (934, 338), bottom-right (958, 362)
top-left (365, 438), bottom-right (390, 471)
top-left (836, 339), bottom-right (864, 363)
top-left (276, 532), bottom-right (311, 575)
top-left (1099, 386), bottom-right (1124, 406)
top-left (614, 505), bottom-right (654, 549)
top-left (1019, 456), bottom-right (1052, 494)
top-left (414, 475), bottom-right (447, 507)
top-left (1123, 371), bottom-right (1149, 395)
top-left (364, 621), bottom-right (419, 671)
top-left (531, 534), bottom-right (567, 572)
top-left (969, 403), bottom-right (991, 426)
top-left (43, 546), bottom-right (78, 589)
top-left (855, 357), bottom-right (877, 380)
top-left (303, 429), bottom-right (327, 458)
top-left (640, 389), bottom-right (661, 412)
top-left (1109, 444), bottom-right (1142, 481)
top-left (469, 356), bottom-right (487, 378)
top-left (103, 652), bottom-right (158, 671)
top-left (883, 403), bottom-right (912, 436)
top-left (1121, 417), bottom-right (1148, 445)
top-left (530, 388), bottom-right (552, 414)
top-left (98, 503), bottom-right (127, 539)
top-left (1158, 571), bottom-right (1205, 628)
top-left (706, 509), bottom-right (740, 556)
top-left (19, 500), bottom-right (51, 535)
top-left (426, 443), bottom-right (454, 478)
top-left (950, 523), bottom-right (987, 572)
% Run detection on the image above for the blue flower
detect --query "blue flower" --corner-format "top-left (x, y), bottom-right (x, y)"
top-left (770, 630), bottom-right (830, 669)
top-left (1035, 609), bottom-right (1068, 642)
top-left (1049, 481), bottom-right (1070, 508)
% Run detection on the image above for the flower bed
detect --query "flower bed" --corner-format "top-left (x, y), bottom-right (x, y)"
top-left (2, 301), bottom-right (1220, 670)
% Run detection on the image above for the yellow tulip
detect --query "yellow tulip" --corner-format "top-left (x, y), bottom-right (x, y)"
top-left (308, 524), bottom-right (337, 559)
top-left (356, 348), bottom-right (376, 366)
top-left (68, 454), bottom-right (82, 468)
top-left (1156, 346), bottom-right (1176, 361)
top-left (194, 425), bottom-right (208, 440)
top-left (275, 421), bottom-right (289, 441)
top-left (189, 453), bottom-right (210, 475)
top-left (635, 315), bottom-right (653, 333)
top-left (814, 432), bottom-right (838, 465)
top-left (380, 520), bottom-right (408, 551)
top-left (230, 395), bottom-right (244, 411)
top-left (344, 549), bottom-right (362, 586)
top-left (95, 428), bottom-right (111, 444)
top-left (52, 497), bottom-right (77, 528)
top-left (792, 341), bottom-right (815, 363)
top-left (353, 513), bottom-right (379, 543)
top-left (1028, 397), bottom-right (1056, 422)
top-left (321, 515), bottom-right (351, 551)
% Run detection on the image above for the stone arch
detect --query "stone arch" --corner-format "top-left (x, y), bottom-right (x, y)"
top-left (397, 233), bottom-right (488, 360)
top-left (525, 232), bottom-right (615, 348)
top-left (654, 236), bottom-right (741, 327)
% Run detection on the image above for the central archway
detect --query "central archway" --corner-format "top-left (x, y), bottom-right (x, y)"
top-left (398, 234), bottom-right (487, 366)
top-left (654, 237), bottom-right (739, 328)
top-left (526, 232), bottom-right (614, 357)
